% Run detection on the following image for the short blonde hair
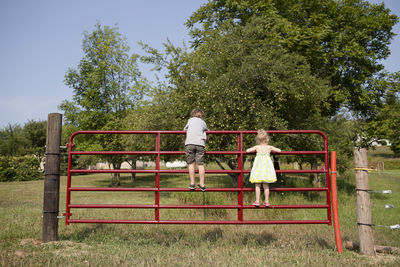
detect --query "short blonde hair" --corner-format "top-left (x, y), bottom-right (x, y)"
top-left (256, 129), bottom-right (269, 144)
top-left (190, 109), bottom-right (205, 119)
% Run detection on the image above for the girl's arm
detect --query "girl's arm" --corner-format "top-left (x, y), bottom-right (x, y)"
top-left (269, 146), bottom-right (281, 153)
top-left (246, 145), bottom-right (258, 153)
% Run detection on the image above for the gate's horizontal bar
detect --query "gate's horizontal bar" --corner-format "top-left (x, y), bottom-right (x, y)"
top-left (70, 150), bottom-right (326, 155)
top-left (66, 219), bottom-right (330, 224)
top-left (68, 204), bottom-right (329, 209)
top-left (69, 169), bottom-right (326, 174)
top-left (69, 204), bottom-right (157, 208)
top-left (70, 130), bottom-right (327, 136)
top-left (68, 187), bottom-right (329, 192)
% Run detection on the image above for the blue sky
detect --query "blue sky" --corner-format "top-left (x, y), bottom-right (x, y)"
top-left (0, 0), bottom-right (399, 128)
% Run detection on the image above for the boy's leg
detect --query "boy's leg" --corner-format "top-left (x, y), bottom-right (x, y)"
top-left (195, 145), bottom-right (206, 187)
top-left (188, 163), bottom-right (196, 185)
top-left (198, 164), bottom-right (205, 187)
top-left (185, 145), bottom-right (196, 186)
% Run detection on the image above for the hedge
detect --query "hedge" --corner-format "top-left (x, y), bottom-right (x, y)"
top-left (0, 156), bottom-right (43, 182)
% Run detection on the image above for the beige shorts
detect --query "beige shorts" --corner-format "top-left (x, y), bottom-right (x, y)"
top-left (185, 145), bottom-right (205, 165)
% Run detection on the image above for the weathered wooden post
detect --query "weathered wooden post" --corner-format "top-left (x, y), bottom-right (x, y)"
top-left (354, 148), bottom-right (375, 255)
top-left (42, 113), bottom-right (62, 242)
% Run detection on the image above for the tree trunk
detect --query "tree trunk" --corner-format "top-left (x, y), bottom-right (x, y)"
top-left (309, 159), bottom-right (320, 187)
top-left (243, 156), bottom-right (253, 187)
top-left (131, 158), bottom-right (137, 183)
top-left (215, 157), bottom-right (238, 187)
top-left (273, 155), bottom-right (285, 187)
top-left (110, 161), bottom-right (121, 187)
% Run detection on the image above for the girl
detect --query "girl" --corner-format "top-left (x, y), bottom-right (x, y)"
top-left (246, 129), bottom-right (281, 207)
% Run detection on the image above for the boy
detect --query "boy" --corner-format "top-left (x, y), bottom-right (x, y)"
top-left (184, 109), bottom-right (208, 191)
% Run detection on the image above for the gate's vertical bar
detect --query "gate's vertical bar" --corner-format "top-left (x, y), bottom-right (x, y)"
top-left (155, 132), bottom-right (160, 222)
top-left (330, 151), bottom-right (343, 253)
top-left (324, 134), bottom-right (332, 225)
top-left (237, 133), bottom-right (243, 221)
top-left (64, 136), bottom-right (74, 225)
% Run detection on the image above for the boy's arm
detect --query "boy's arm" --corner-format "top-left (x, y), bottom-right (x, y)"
top-left (204, 121), bottom-right (209, 131)
top-left (246, 146), bottom-right (257, 153)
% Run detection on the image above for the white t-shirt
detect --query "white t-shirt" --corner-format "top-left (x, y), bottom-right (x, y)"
top-left (184, 117), bottom-right (208, 146)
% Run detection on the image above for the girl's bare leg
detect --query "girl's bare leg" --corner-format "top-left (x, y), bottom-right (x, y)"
top-left (255, 183), bottom-right (261, 203)
top-left (263, 183), bottom-right (270, 203)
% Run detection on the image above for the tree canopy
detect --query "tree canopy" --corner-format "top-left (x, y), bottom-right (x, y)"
top-left (138, 0), bottom-right (399, 182)
top-left (59, 23), bottom-right (146, 185)
top-left (186, 0), bottom-right (398, 117)
top-left (60, 23), bottom-right (145, 130)
top-left (159, 17), bottom-right (330, 133)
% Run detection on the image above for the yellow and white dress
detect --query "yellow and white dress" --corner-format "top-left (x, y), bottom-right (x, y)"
top-left (249, 152), bottom-right (277, 183)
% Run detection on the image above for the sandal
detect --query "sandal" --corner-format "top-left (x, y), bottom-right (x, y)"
top-left (189, 184), bottom-right (196, 190)
top-left (252, 201), bottom-right (260, 207)
top-left (197, 184), bottom-right (206, 192)
top-left (264, 201), bottom-right (270, 207)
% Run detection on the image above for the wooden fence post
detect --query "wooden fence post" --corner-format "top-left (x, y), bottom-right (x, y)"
top-left (354, 148), bottom-right (375, 255)
top-left (42, 113), bottom-right (62, 242)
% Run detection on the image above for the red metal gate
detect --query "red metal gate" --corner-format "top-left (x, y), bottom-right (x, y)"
top-left (64, 130), bottom-right (332, 225)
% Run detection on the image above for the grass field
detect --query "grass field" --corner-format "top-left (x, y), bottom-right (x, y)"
top-left (1, 149), bottom-right (400, 266)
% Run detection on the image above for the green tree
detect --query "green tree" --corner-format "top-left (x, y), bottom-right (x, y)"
top-left (142, 18), bottom-right (331, 185)
top-left (23, 120), bottom-right (47, 158)
top-left (0, 124), bottom-right (25, 156)
top-left (59, 23), bottom-right (146, 186)
top-left (121, 82), bottom-right (187, 182)
top-left (186, 0), bottom-right (398, 116)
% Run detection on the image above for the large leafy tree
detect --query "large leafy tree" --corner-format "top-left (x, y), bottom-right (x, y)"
top-left (141, 0), bottom-right (398, 185)
top-left (164, 18), bottom-right (330, 132)
top-left (142, 18), bottom-right (332, 185)
top-left (186, 0), bottom-right (398, 117)
top-left (60, 23), bottom-right (146, 186)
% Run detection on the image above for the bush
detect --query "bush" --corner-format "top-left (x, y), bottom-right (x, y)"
top-left (383, 159), bottom-right (400, 170)
top-left (0, 156), bottom-right (43, 182)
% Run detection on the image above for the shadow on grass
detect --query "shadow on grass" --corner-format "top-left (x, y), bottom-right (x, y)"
top-left (241, 231), bottom-right (277, 246)
top-left (151, 228), bottom-right (187, 246)
top-left (316, 238), bottom-right (333, 250)
top-left (60, 223), bottom-right (280, 248)
top-left (202, 227), bottom-right (223, 242)
top-left (59, 224), bottom-right (106, 242)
